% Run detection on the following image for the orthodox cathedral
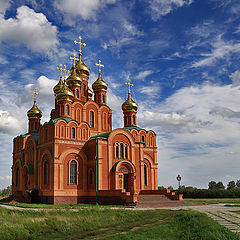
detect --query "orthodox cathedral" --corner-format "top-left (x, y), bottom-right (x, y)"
top-left (11, 36), bottom-right (179, 204)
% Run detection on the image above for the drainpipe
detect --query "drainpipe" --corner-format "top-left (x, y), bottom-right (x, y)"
top-left (95, 137), bottom-right (106, 205)
top-left (95, 138), bottom-right (98, 204)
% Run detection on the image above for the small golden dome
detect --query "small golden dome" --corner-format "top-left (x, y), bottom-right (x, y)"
top-left (53, 76), bottom-right (64, 95)
top-left (122, 93), bottom-right (138, 112)
top-left (75, 55), bottom-right (90, 76)
top-left (92, 73), bottom-right (108, 91)
top-left (56, 81), bottom-right (74, 102)
top-left (27, 102), bottom-right (42, 119)
top-left (66, 66), bottom-right (82, 87)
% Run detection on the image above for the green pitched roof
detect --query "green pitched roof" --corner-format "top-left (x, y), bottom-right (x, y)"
top-left (124, 126), bottom-right (143, 131)
top-left (52, 117), bottom-right (75, 123)
top-left (88, 131), bottom-right (112, 141)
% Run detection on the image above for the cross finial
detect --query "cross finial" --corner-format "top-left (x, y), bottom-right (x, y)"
top-left (125, 78), bottom-right (133, 95)
top-left (70, 53), bottom-right (78, 66)
top-left (62, 64), bottom-right (70, 81)
top-left (32, 88), bottom-right (39, 103)
top-left (57, 64), bottom-right (64, 79)
top-left (74, 36), bottom-right (86, 56)
top-left (95, 60), bottom-right (104, 74)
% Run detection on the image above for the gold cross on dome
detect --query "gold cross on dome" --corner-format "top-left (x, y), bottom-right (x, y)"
top-left (74, 36), bottom-right (86, 55)
top-left (32, 88), bottom-right (39, 103)
top-left (57, 64), bottom-right (64, 78)
top-left (125, 78), bottom-right (133, 94)
top-left (70, 53), bottom-right (78, 66)
top-left (62, 65), bottom-right (70, 81)
top-left (96, 60), bottom-right (104, 73)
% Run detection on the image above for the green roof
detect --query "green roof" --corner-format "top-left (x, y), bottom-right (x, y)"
top-left (88, 131), bottom-right (112, 140)
top-left (52, 117), bottom-right (75, 123)
top-left (124, 126), bottom-right (143, 131)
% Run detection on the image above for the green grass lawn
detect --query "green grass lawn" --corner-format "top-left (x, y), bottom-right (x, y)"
top-left (185, 198), bottom-right (240, 204)
top-left (4, 202), bottom-right (117, 209)
top-left (0, 206), bottom-right (239, 240)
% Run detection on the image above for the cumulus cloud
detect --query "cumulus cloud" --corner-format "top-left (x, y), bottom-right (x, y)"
top-left (0, 6), bottom-right (58, 53)
top-left (54, 0), bottom-right (116, 22)
top-left (209, 106), bottom-right (240, 118)
top-left (137, 82), bottom-right (240, 187)
top-left (135, 70), bottom-right (153, 80)
top-left (148, 0), bottom-right (194, 20)
top-left (230, 70), bottom-right (240, 86)
top-left (0, 0), bottom-right (11, 14)
top-left (0, 110), bottom-right (22, 134)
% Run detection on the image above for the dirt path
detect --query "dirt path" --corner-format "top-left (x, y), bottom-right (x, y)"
top-left (155, 204), bottom-right (240, 233)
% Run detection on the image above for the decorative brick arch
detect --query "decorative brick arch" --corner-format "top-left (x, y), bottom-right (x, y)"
top-left (39, 148), bottom-right (53, 189)
top-left (58, 147), bottom-right (88, 190)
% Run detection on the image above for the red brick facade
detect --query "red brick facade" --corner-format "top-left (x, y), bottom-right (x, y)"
top-left (11, 38), bottom-right (158, 204)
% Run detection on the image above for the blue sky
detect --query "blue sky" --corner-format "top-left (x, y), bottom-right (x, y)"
top-left (0, 0), bottom-right (240, 189)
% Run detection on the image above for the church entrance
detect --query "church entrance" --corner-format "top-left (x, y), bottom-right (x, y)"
top-left (123, 173), bottom-right (128, 191)
top-left (114, 161), bottom-right (135, 194)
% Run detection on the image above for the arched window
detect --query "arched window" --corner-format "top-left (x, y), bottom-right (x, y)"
top-left (70, 160), bottom-right (77, 184)
top-left (90, 111), bottom-right (94, 128)
top-left (43, 161), bottom-right (48, 185)
top-left (120, 143), bottom-right (124, 158)
top-left (89, 169), bottom-right (93, 185)
top-left (82, 84), bottom-right (86, 96)
top-left (16, 167), bottom-right (19, 187)
top-left (125, 145), bottom-right (128, 159)
top-left (71, 127), bottom-right (76, 139)
top-left (102, 94), bottom-right (105, 103)
top-left (66, 105), bottom-right (70, 116)
top-left (116, 145), bottom-right (119, 158)
top-left (142, 136), bottom-right (145, 143)
top-left (133, 115), bottom-right (136, 125)
top-left (76, 89), bottom-right (79, 99)
top-left (144, 164), bottom-right (147, 186)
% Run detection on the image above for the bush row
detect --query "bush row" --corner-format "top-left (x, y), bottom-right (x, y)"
top-left (179, 188), bottom-right (240, 198)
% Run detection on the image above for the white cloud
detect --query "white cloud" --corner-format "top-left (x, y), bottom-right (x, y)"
top-left (230, 70), bottom-right (240, 86)
top-left (191, 35), bottom-right (240, 68)
top-left (135, 70), bottom-right (153, 80)
top-left (0, 110), bottom-right (22, 134)
top-left (138, 82), bottom-right (240, 188)
top-left (0, 0), bottom-right (11, 14)
top-left (54, 0), bottom-right (116, 22)
top-left (0, 176), bottom-right (11, 181)
top-left (139, 83), bottom-right (161, 98)
top-left (0, 6), bottom-right (58, 53)
top-left (148, 0), bottom-right (194, 20)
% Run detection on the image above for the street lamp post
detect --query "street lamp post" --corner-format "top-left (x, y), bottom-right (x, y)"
top-left (176, 174), bottom-right (181, 195)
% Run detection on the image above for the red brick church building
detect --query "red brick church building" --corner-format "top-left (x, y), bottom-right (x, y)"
top-left (11, 37), bottom-right (179, 204)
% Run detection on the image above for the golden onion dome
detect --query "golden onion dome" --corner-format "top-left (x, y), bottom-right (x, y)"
top-left (56, 81), bottom-right (74, 102)
top-left (92, 73), bottom-right (108, 91)
top-left (66, 66), bottom-right (82, 87)
top-left (53, 76), bottom-right (64, 95)
top-left (75, 55), bottom-right (90, 76)
top-left (122, 93), bottom-right (138, 112)
top-left (27, 102), bottom-right (42, 119)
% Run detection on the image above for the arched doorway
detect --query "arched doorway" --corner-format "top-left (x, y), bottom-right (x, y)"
top-left (113, 161), bottom-right (136, 193)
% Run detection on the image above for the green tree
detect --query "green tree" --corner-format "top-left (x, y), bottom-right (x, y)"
top-left (236, 180), bottom-right (240, 188)
top-left (227, 181), bottom-right (236, 190)
top-left (0, 186), bottom-right (12, 196)
top-left (208, 181), bottom-right (217, 189)
top-left (216, 181), bottom-right (225, 189)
